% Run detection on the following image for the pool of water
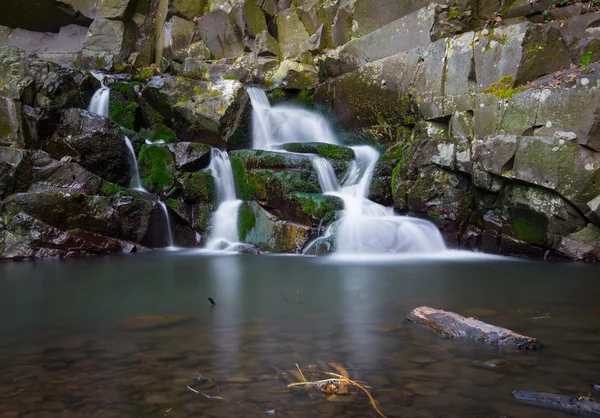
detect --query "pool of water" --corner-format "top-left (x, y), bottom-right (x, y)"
top-left (0, 251), bottom-right (599, 417)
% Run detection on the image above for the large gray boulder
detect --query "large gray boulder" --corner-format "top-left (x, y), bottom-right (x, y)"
top-left (197, 10), bottom-right (245, 59)
top-left (45, 109), bottom-right (132, 187)
top-left (275, 7), bottom-right (311, 59)
top-left (58, 0), bottom-right (134, 20)
top-left (82, 18), bottom-right (133, 69)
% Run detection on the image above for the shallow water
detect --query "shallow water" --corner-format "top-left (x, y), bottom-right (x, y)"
top-left (0, 252), bottom-right (599, 417)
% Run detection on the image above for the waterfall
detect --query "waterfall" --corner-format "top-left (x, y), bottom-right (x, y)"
top-left (247, 87), bottom-right (447, 255)
top-left (247, 87), bottom-right (337, 150)
top-left (205, 148), bottom-right (243, 250)
top-left (88, 89), bottom-right (175, 249)
top-left (88, 87), bottom-right (110, 118)
top-left (124, 136), bottom-right (144, 190)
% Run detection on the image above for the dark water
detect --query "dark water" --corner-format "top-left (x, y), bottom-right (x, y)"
top-left (0, 251), bottom-right (599, 418)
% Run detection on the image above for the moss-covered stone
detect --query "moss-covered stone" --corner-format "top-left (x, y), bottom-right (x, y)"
top-left (181, 171), bottom-right (215, 203)
top-left (109, 101), bottom-right (139, 130)
top-left (280, 142), bottom-right (355, 161)
top-left (509, 207), bottom-right (548, 246)
top-left (137, 144), bottom-right (176, 194)
top-left (238, 201), bottom-right (257, 241)
top-left (230, 155), bottom-right (260, 200)
top-left (291, 192), bottom-right (342, 223)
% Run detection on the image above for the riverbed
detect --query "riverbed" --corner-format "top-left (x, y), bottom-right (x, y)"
top-left (0, 252), bottom-right (598, 417)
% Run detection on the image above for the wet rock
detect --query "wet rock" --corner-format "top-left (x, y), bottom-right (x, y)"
top-left (162, 16), bottom-right (197, 65)
top-left (172, 0), bottom-right (209, 19)
top-left (46, 109), bottom-right (131, 187)
top-left (238, 201), bottom-right (313, 253)
top-left (254, 30), bottom-right (279, 57)
top-left (198, 10), bottom-right (245, 59)
top-left (168, 142), bottom-right (211, 172)
top-left (0, 212), bottom-right (143, 260)
top-left (118, 314), bottom-right (192, 330)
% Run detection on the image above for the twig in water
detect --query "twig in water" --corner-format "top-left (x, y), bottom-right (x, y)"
top-left (164, 407), bottom-right (171, 417)
top-left (280, 293), bottom-right (292, 303)
top-left (187, 385), bottom-right (199, 393)
top-left (296, 363), bottom-right (312, 399)
top-left (208, 297), bottom-right (216, 305)
top-left (322, 372), bottom-right (387, 418)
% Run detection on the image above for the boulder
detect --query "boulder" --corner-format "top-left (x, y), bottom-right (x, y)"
top-left (238, 201), bottom-right (313, 253)
top-left (197, 10), bottom-right (245, 59)
top-left (254, 30), bottom-right (279, 57)
top-left (242, 0), bottom-right (268, 37)
top-left (160, 16), bottom-right (196, 66)
top-left (58, 0), bottom-right (134, 20)
top-left (269, 60), bottom-right (319, 89)
top-left (46, 109), bottom-right (132, 187)
top-left (82, 18), bottom-right (132, 69)
top-left (0, 212), bottom-right (142, 260)
top-left (172, 0), bottom-right (210, 19)
top-left (168, 142), bottom-right (212, 172)
top-left (143, 76), bottom-right (249, 147)
top-left (275, 8), bottom-right (311, 59)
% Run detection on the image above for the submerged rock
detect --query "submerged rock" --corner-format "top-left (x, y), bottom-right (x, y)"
top-left (118, 314), bottom-right (191, 330)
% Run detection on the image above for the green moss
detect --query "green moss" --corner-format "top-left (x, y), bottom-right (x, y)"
top-left (109, 82), bottom-right (141, 98)
top-left (280, 142), bottom-right (354, 161)
top-left (0, 122), bottom-right (12, 138)
top-left (296, 89), bottom-right (313, 107)
top-left (223, 75), bottom-right (240, 81)
top-left (482, 76), bottom-right (525, 99)
top-left (109, 102), bottom-right (139, 130)
top-left (292, 192), bottom-right (341, 222)
top-left (238, 202), bottom-right (256, 241)
top-left (207, 90), bottom-right (222, 97)
top-left (182, 171), bottom-right (215, 203)
top-left (511, 212), bottom-right (547, 245)
top-left (101, 181), bottom-right (127, 195)
top-left (230, 156), bottom-right (260, 200)
top-left (269, 88), bottom-right (286, 102)
top-left (446, 7), bottom-right (464, 19)
top-left (137, 144), bottom-right (176, 193)
top-left (193, 85), bottom-right (203, 96)
top-left (137, 67), bottom-right (156, 80)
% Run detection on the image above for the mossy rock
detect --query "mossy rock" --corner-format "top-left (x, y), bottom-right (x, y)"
top-left (229, 155), bottom-right (261, 201)
top-left (109, 101), bottom-right (139, 130)
top-left (280, 142), bottom-right (355, 161)
top-left (180, 171), bottom-right (216, 203)
top-left (229, 149), bottom-right (313, 171)
top-left (137, 144), bottom-right (176, 194)
top-left (290, 192), bottom-right (342, 224)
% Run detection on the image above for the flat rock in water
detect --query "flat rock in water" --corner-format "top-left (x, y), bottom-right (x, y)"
top-left (118, 314), bottom-right (191, 330)
top-left (512, 391), bottom-right (600, 417)
top-left (405, 306), bottom-right (542, 350)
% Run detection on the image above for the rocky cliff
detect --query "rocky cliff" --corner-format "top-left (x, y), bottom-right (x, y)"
top-left (1, 0), bottom-right (600, 260)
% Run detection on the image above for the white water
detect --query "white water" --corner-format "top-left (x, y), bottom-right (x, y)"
top-left (246, 87), bottom-right (447, 255)
top-left (88, 87), bottom-right (110, 118)
top-left (247, 87), bottom-right (337, 150)
top-left (206, 148), bottom-right (243, 250)
top-left (88, 88), bottom-right (175, 249)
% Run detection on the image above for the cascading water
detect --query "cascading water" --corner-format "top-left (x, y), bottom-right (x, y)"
top-left (247, 87), bottom-right (337, 150)
top-left (88, 87), bottom-right (110, 118)
top-left (205, 148), bottom-right (243, 250)
top-left (246, 87), bottom-right (446, 255)
top-left (88, 88), bottom-right (175, 249)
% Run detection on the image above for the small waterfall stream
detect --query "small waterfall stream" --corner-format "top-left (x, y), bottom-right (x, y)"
top-left (88, 87), bottom-right (175, 249)
top-left (247, 87), bottom-right (447, 255)
top-left (205, 148), bottom-right (243, 250)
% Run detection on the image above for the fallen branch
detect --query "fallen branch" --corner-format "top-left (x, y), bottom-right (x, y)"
top-left (406, 306), bottom-right (543, 350)
top-left (512, 391), bottom-right (600, 416)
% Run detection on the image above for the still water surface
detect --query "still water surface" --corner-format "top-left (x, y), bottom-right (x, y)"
top-left (0, 252), bottom-right (599, 417)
